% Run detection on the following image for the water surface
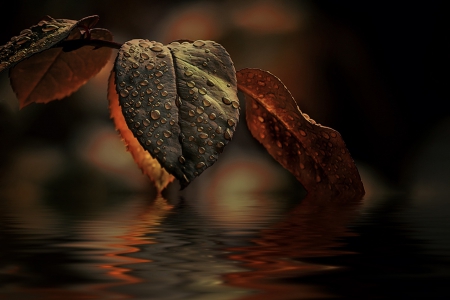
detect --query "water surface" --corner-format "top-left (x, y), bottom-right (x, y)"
top-left (1, 187), bottom-right (450, 299)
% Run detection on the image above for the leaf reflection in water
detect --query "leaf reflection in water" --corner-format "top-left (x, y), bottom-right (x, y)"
top-left (0, 156), bottom-right (363, 300)
top-left (223, 192), bottom-right (363, 300)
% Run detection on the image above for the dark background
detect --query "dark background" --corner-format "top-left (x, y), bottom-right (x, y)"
top-left (1, 2), bottom-right (449, 299)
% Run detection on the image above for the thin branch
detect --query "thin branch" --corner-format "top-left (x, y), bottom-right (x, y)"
top-left (59, 39), bottom-right (123, 52)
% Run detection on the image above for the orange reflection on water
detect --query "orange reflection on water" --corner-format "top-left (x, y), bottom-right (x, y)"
top-left (224, 192), bottom-right (363, 300)
top-left (96, 196), bottom-right (173, 289)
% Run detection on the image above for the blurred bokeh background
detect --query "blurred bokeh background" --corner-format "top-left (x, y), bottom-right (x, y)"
top-left (0, 0), bottom-right (448, 207)
top-left (1, 1), bottom-right (449, 299)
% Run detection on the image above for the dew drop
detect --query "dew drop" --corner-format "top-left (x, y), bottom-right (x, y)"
top-left (161, 91), bottom-right (168, 97)
top-left (299, 130), bottom-right (307, 137)
top-left (143, 119), bottom-right (151, 126)
top-left (157, 53), bottom-right (166, 58)
top-left (132, 62), bottom-right (139, 69)
top-left (164, 102), bottom-right (172, 110)
top-left (188, 136), bottom-right (195, 141)
top-left (187, 81), bottom-right (195, 88)
top-left (41, 24), bottom-right (58, 32)
top-left (196, 162), bottom-right (206, 169)
top-left (259, 132), bottom-right (265, 139)
top-left (206, 79), bottom-right (215, 86)
top-left (199, 132), bottom-right (208, 139)
top-left (197, 116), bottom-right (204, 123)
top-left (146, 63), bottom-right (155, 70)
top-left (231, 101), bottom-right (240, 109)
top-left (258, 116), bottom-right (264, 123)
top-left (179, 156), bottom-right (186, 164)
top-left (161, 118), bottom-right (167, 124)
top-left (155, 71), bottom-right (163, 77)
top-left (222, 97), bottom-right (231, 105)
top-left (188, 110), bottom-right (195, 117)
top-left (150, 110), bottom-right (161, 120)
top-left (196, 106), bottom-right (204, 114)
top-left (224, 128), bottom-right (232, 140)
top-left (193, 40), bottom-right (206, 47)
top-left (16, 36), bottom-right (31, 45)
top-left (157, 84), bottom-right (164, 90)
top-left (203, 99), bottom-right (211, 107)
top-left (145, 140), bottom-right (151, 146)
top-left (132, 70), bottom-right (140, 77)
top-left (276, 140), bottom-right (282, 148)
top-left (330, 132), bottom-right (337, 138)
top-left (140, 52), bottom-right (149, 60)
top-left (215, 126), bottom-right (222, 134)
top-left (139, 80), bottom-right (149, 86)
top-left (120, 89), bottom-right (129, 98)
top-left (322, 132), bottom-right (330, 139)
top-left (176, 97), bottom-right (182, 107)
top-left (209, 113), bottom-right (216, 120)
top-left (184, 70), bottom-right (193, 76)
top-left (198, 147), bottom-right (206, 154)
top-left (198, 87), bottom-right (207, 95)
top-left (150, 46), bottom-right (163, 52)
top-left (163, 131), bottom-right (172, 138)
top-left (217, 142), bottom-right (225, 148)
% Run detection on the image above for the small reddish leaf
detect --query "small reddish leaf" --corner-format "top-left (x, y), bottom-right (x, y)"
top-left (114, 39), bottom-right (239, 188)
top-left (0, 15), bottom-right (99, 73)
top-left (237, 68), bottom-right (364, 197)
top-left (9, 28), bottom-right (113, 108)
top-left (108, 70), bottom-right (175, 193)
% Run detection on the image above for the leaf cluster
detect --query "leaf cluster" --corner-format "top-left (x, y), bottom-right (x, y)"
top-left (0, 15), bottom-right (364, 198)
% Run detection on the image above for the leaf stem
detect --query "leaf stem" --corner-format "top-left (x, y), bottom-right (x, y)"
top-left (59, 39), bottom-right (123, 52)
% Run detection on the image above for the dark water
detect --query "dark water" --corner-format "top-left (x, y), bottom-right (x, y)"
top-left (1, 187), bottom-right (450, 300)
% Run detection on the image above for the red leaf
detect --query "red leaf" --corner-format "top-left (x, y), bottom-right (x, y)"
top-left (0, 15), bottom-right (100, 73)
top-left (9, 28), bottom-right (113, 108)
top-left (237, 68), bottom-right (364, 197)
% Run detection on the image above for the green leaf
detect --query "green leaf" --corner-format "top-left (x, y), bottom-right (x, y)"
top-left (108, 70), bottom-right (175, 193)
top-left (113, 39), bottom-right (239, 188)
top-left (237, 68), bottom-right (364, 197)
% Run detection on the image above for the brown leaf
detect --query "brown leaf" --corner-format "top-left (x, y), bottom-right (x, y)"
top-left (9, 28), bottom-right (113, 108)
top-left (237, 68), bottom-right (364, 197)
top-left (108, 70), bottom-right (175, 193)
top-left (0, 15), bottom-right (100, 73)
top-left (113, 39), bottom-right (239, 188)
